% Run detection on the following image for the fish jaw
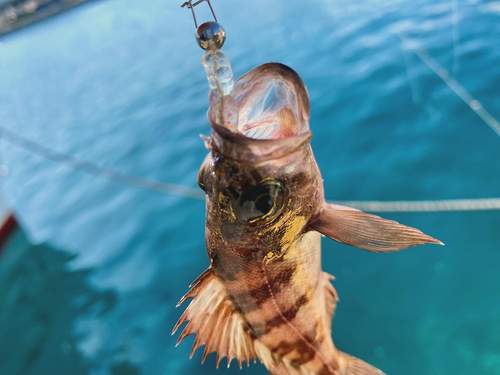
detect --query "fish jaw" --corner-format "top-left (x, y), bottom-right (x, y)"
top-left (209, 121), bottom-right (313, 164)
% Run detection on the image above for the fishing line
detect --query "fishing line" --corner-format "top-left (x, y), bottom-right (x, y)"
top-left (402, 47), bottom-right (422, 108)
top-left (402, 45), bottom-right (440, 121)
top-left (2, 125), bottom-right (499, 213)
top-left (451, 0), bottom-right (460, 74)
top-left (398, 34), bottom-right (500, 138)
top-left (0, 126), bottom-right (205, 201)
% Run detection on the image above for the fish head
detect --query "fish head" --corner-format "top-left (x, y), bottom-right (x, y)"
top-left (199, 63), bottom-right (325, 262)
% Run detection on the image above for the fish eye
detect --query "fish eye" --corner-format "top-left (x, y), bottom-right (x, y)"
top-left (197, 157), bottom-right (209, 192)
top-left (235, 179), bottom-right (287, 224)
top-left (197, 166), bottom-right (206, 191)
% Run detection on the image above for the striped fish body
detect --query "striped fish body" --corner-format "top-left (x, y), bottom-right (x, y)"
top-left (220, 231), bottom-right (340, 375)
top-left (173, 63), bottom-right (441, 375)
top-left (201, 138), bottom-right (343, 374)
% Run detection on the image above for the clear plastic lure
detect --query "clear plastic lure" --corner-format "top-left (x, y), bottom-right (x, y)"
top-left (182, 0), bottom-right (238, 131)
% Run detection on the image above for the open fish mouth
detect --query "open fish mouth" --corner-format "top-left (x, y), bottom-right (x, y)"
top-left (208, 63), bottom-right (313, 162)
top-left (232, 63), bottom-right (311, 140)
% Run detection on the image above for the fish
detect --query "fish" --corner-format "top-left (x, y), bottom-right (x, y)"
top-left (173, 63), bottom-right (442, 375)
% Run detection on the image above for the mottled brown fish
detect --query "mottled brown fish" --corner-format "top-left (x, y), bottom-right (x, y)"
top-left (173, 63), bottom-right (442, 375)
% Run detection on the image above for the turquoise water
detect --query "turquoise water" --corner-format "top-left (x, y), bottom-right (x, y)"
top-left (1, 0), bottom-right (500, 374)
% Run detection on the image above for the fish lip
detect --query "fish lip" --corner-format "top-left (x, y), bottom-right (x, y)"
top-left (208, 117), bottom-right (312, 147)
top-left (208, 118), bottom-right (313, 162)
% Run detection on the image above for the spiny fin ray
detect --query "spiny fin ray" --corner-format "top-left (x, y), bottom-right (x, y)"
top-left (172, 268), bottom-right (257, 368)
top-left (323, 272), bottom-right (339, 333)
top-left (173, 268), bottom-right (316, 374)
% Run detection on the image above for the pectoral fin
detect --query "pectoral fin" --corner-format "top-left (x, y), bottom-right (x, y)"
top-left (173, 268), bottom-right (257, 368)
top-left (309, 203), bottom-right (443, 253)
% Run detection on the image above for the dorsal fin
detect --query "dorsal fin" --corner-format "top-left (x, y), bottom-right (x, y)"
top-left (173, 268), bottom-right (257, 368)
top-left (173, 268), bottom-right (317, 374)
top-left (323, 272), bottom-right (339, 332)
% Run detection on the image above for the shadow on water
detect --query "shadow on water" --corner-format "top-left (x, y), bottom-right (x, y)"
top-left (109, 362), bottom-right (142, 375)
top-left (0, 230), bottom-right (141, 375)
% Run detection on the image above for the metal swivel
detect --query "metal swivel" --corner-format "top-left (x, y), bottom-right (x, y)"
top-left (181, 0), bottom-right (225, 50)
top-left (196, 21), bottom-right (226, 50)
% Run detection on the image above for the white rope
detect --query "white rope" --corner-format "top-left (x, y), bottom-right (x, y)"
top-left (331, 198), bottom-right (500, 213)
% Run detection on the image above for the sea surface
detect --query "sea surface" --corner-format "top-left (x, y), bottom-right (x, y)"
top-left (0, 0), bottom-right (499, 374)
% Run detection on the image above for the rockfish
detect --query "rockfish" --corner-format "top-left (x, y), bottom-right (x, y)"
top-left (173, 63), bottom-right (441, 375)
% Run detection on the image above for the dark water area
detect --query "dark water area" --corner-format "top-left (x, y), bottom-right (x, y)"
top-left (0, 0), bottom-right (499, 374)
